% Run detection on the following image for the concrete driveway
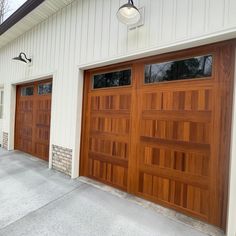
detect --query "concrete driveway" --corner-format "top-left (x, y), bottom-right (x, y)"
top-left (0, 149), bottom-right (214, 236)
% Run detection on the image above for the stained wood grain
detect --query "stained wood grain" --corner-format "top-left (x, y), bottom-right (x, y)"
top-left (15, 79), bottom-right (52, 161)
top-left (80, 41), bottom-right (235, 230)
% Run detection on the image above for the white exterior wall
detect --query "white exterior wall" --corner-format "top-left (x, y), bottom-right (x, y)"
top-left (0, 0), bottom-right (236, 234)
top-left (0, 0), bottom-right (235, 148)
top-left (0, 87), bottom-right (4, 147)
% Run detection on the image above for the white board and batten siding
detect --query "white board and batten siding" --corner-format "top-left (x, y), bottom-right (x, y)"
top-left (0, 0), bottom-right (236, 148)
top-left (0, 0), bottom-right (236, 234)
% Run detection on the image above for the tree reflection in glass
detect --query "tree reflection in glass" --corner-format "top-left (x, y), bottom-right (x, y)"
top-left (93, 69), bottom-right (131, 89)
top-left (145, 55), bottom-right (212, 84)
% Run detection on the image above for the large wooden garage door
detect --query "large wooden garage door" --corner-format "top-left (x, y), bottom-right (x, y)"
top-left (80, 41), bottom-right (235, 229)
top-left (15, 79), bottom-right (52, 161)
top-left (81, 67), bottom-right (133, 191)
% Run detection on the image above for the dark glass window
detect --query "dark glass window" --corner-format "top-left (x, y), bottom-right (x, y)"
top-left (145, 55), bottom-right (212, 84)
top-left (21, 86), bottom-right (34, 96)
top-left (38, 82), bottom-right (52, 95)
top-left (93, 69), bottom-right (131, 89)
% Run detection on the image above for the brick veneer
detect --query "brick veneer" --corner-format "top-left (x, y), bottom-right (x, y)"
top-left (2, 132), bottom-right (8, 149)
top-left (52, 145), bottom-right (72, 176)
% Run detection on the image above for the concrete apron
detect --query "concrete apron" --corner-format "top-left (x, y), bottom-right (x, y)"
top-left (79, 177), bottom-right (224, 236)
top-left (0, 149), bottom-right (223, 236)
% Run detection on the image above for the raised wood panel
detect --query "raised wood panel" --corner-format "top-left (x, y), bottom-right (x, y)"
top-left (141, 136), bottom-right (210, 154)
top-left (89, 137), bottom-right (128, 160)
top-left (142, 89), bottom-right (213, 111)
top-left (15, 79), bottom-right (52, 161)
top-left (88, 158), bottom-right (128, 190)
top-left (90, 116), bottom-right (130, 135)
top-left (141, 146), bottom-right (209, 176)
top-left (81, 70), bottom-right (133, 190)
top-left (140, 120), bottom-right (210, 144)
top-left (139, 172), bottom-right (209, 219)
top-left (80, 41), bottom-right (235, 230)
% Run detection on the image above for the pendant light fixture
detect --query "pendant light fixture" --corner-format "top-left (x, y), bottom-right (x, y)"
top-left (117, 0), bottom-right (141, 26)
top-left (12, 52), bottom-right (32, 64)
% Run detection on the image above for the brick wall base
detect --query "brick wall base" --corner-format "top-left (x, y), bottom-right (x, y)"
top-left (2, 132), bottom-right (8, 149)
top-left (52, 145), bottom-right (72, 176)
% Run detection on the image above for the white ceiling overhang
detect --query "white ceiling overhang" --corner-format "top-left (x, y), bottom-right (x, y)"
top-left (0, 0), bottom-right (74, 49)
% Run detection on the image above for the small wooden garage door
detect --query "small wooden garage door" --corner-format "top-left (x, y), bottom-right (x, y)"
top-left (80, 41), bottom-right (235, 229)
top-left (15, 79), bottom-right (52, 161)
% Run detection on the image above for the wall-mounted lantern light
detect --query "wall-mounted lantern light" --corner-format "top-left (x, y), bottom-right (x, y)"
top-left (117, 0), bottom-right (141, 26)
top-left (12, 52), bottom-right (32, 64)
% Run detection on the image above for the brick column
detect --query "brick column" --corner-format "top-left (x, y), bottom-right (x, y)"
top-left (2, 132), bottom-right (8, 150)
top-left (52, 145), bottom-right (72, 176)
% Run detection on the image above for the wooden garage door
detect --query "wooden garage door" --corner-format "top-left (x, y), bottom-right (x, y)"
top-left (15, 79), bottom-right (52, 161)
top-left (80, 41), bottom-right (235, 229)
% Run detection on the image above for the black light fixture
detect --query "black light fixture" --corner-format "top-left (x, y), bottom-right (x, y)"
top-left (12, 52), bottom-right (32, 64)
top-left (117, 0), bottom-right (141, 26)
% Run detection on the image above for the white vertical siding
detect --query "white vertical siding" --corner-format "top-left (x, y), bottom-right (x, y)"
top-left (148, 0), bottom-right (162, 46)
top-left (190, 0), bottom-right (207, 36)
top-left (0, 0), bottom-right (235, 162)
top-left (175, 0), bottom-right (189, 41)
top-left (208, 0), bottom-right (225, 31)
top-left (228, 0), bottom-right (236, 27)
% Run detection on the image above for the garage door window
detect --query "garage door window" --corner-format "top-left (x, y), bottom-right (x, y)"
top-left (38, 82), bottom-right (52, 95)
top-left (93, 69), bottom-right (131, 89)
top-left (145, 55), bottom-right (212, 84)
top-left (21, 86), bottom-right (34, 96)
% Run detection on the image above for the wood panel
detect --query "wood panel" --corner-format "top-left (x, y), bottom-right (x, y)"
top-left (80, 41), bottom-right (235, 230)
top-left (80, 68), bottom-right (133, 191)
top-left (137, 83), bottom-right (213, 222)
top-left (15, 79), bottom-right (52, 161)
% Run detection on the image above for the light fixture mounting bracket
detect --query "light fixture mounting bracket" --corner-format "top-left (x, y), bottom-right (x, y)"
top-left (128, 6), bottom-right (145, 30)
top-left (12, 52), bottom-right (32, 64)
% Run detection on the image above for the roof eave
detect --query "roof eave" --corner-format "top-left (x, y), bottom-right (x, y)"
top-left (0, 0), bottom-right (45, 36)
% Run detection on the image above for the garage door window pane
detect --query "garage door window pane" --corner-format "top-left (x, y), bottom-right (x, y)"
top-left (38, 83), bottom-right (52, 95)
top-left (93, 69), bottom-right (131, 89)
top-left (145, 55), bottom-right (212, 84)
top-left (21, 86), bottom-right (34, 96)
